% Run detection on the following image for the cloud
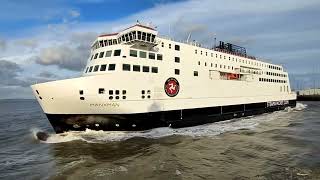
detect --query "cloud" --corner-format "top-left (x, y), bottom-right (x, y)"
top-left (38, 71), bottom-right (58, 79)
top-left (0, 39), bottom-right (6, 51)
top-left (0, 60), bottom-right (29, 87)
top-left (15, 39), bottom-right (38, 49)
top-left (33, 45), bottom-right (87, 71)
top-left (32, 31), bottom-right (97, 71)
top-left (290, 73), bottom-right (320, 90)
top-left (69, 10), bottom-right (80, 18)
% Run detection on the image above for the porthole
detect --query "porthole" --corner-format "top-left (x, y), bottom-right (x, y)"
top-left (116, 96), bottom-right (119, 100)
top-left (115, 90), bottom-right (120, 95)
top-left (147, 95), bottom-right (151, 99)
top-left (80, 97), bottom-right (85, 100)
top-left (79, 90), bottom-right (83, 95)
top-left (142, 90), bottom-right (145, 94)
top-left (142, 95), bottom-right (145, 99)
top-left (123, 90), bottom-right (126, 95)
top-left (123, 96), bottom-right (126, 99)
top-left (109, 96), bottom-right (113, 100)
top-left (109, 90), bottom-right (113, 95)
top-left (147, 90), bottom-right (151, 94)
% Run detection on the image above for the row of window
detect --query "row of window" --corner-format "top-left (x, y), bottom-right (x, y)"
top-left (129, 49), bottom-right (163, 60)
top-left (194, 49), bottom-right (282, 71)
top-left (119, 31), bottom-right (156, 44)
top-left (280, 86), bottom-right (289, 92)
top-left (197, 61), bottom-right (241, 72)
top-left (93, 30), bottom-right (157, 50)
top-left (85, 64), bottom-right (116, 73)
top-left (160, 42), bottom-right (180, 51)
top-left (268, 65), bottom-right (281, 70)
top-left (91, 50), bottom-right (121, 60)
top-left (122, 64), bottom-right (158, 73)
top-left (92, 39), bottom-right (119, 50)
top-left (85, 64), bottom-right (159, 74)
top-left (266, 72), bottom-right (287, 77)
top-left (259, 78), bottom-right (287, 83)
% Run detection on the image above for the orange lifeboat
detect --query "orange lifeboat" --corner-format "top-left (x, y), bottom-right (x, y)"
top-left (227, 73), bottom-right (239, 80)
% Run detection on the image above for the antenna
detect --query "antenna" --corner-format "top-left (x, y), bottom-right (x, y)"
top-left (186, 32), bottom-right (191, 43)
top-left (211, 33), bottom-right (217, 49)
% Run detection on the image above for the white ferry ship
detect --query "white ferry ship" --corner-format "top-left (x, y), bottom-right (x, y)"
top-left (31, 23), bottom-right (297, 133)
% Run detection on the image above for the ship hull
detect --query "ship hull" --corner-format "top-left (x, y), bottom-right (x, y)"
top-left (46, 100), bottom-right (296, 133)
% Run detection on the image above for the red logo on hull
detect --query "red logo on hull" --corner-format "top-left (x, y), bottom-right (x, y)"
top-left (164, 78), bottom-right (180, 97)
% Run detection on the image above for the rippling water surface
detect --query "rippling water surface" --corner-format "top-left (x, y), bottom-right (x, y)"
top-left (0, 100), bottom-right (319, 180)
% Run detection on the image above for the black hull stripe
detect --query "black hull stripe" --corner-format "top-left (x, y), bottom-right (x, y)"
top-left (46, 100), bottom-right (297, 133)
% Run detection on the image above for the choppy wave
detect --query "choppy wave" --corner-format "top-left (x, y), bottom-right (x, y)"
top-left (33, 103), bottom-right (307, 144)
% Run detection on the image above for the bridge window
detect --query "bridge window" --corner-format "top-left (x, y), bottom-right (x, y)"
top-left (142, 32), bottom-right (146, 41)
top-left (151, 67), bottom-right (158, 73)
top-left (140, 51), bottom-right (146, 58)
top-left (130, 50), bottom-right (137, 57)
top-left (100, 64), bottom-right (107, 71)
top-left (89, 66), bottom-right (93, 72)
top-left (147, 33), bottom-right (151, 42)
top-left (143, 66), bottom-right (150, 72)
top-left (123, 64), bottom-right (131, 71)
top-left (85, 67), bottom-right (89, 73)
top-left (133, 65), bottom-right (140, 72)
top-left (138, 31), bottom-right (142, 40)
top-left (133, 31), bottom-right (136, 39)
top-left (99, 40), bottom-right (104, 47)
top-left (90, 55), bottom-right (93, 60)
top-left (175, 45), bottom-right (180, 51)
top-left (99, 52), bottom-right (104, 58)
top-left (149, 53), bottom-right (155, 60)
top-left (151, 34), bottom-right (155, 42)
top-left (105, 50), bottom-right (112, 57)
top-left (114, 49), bottom-right (121, 56)
top-left (108, 64), bottom-right (116, 71)
top-left (157, 54), bottom-right (163, 60)
top-left (175, 57), bottom-right (180, 63)
top-left (94, 53), bottom-right (98, 59)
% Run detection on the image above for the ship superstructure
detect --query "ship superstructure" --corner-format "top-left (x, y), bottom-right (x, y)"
top-left (31, 23), bottom-right (296, 133)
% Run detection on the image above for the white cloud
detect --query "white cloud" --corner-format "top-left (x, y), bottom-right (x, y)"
top-left (69, 10), bottom-right (80, 18)
top-left (0, 39), bottom-right (6, 51)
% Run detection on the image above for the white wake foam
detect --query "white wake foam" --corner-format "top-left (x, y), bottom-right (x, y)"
top-left (35, 103), bottom-right (307, 144)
